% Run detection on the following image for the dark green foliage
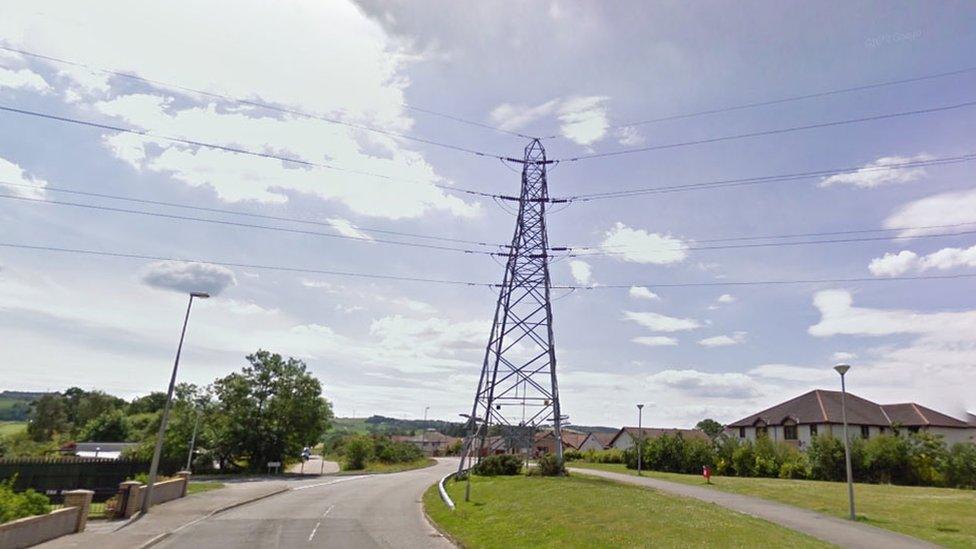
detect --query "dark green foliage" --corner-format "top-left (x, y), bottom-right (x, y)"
top-left (127, 392), bottom-right (168, 415)
top-left (695, 419), bottom-right (724, 440)
top-left (581, 448), bottom-right (624, 464)
top-left (808, 434), bottom-right (848, 481)
top-left (78, 409), bottom-right (130, 442)
top-left (0, 478), bottom-right (50, 523)
top-left (27, 395), bottom-right (68, 442)
top-left (563, 449), bottom-right (582, 461)
top-left (533, 454), bottom-right (566, 476)
top-left (863, 435), bottom-right (911, 483)
top-left (906, 431), bottom-right (948, 486)
top-left (473, 454), bottom-right (523, 476)
top-left (342, 436), bottom-right (372, 470)
top-left (944, 443), bottom-right (976, 489)
top-left (624, 434), bottom-right (717, 474)
top-left (374, 439), bottom-right (424, 464)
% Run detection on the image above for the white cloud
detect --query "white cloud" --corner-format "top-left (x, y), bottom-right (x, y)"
top-left (624, 311), bottom-right (701, 332)
top-left (569, 260), bottom-right (593, 284)
top-left (141, 261), bottom-right (237, 296)
top-left (615, 126), bottom-right (645, 146)
top-left (391, 297), bottom-right (436, 314)
top-left (831, 351), bottom-right (857, 362)
top-left (698, 332), bottom-right (747, 347)
top-left (0, 156), bottom-right (47, 198)
top-left (717, 294), bottom-right (735, 304)
top-left (647, 369), bottom-right (760, 398)
top-left (869, 245), bottom-right (976, 277)
top-left (628, 286), bottom-right (659, 300)
top-left (819, 154), bottom-right (933, 188)
top-left (600, 222), bottom-right (688, 264)
top-left (488, 95), bottom-right (609, 146)
top-left (632, 336), bottom-right (678, 347)
top-left (327, 218), bottom-right (373, 241)
top-left (0, 67), bottom-right (51, 92)
top-left (808, 289), bottom-right (976, 339)
top-left (748, 363), bottom-right (834, 383)
top-left (884, 188), bottom-right (976, 236)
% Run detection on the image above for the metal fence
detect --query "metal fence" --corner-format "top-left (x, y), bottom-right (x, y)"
top-left (0, 457), bottom-right (182, 502)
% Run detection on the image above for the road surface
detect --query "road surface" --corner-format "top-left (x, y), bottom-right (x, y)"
top-left (155, 458), bottom-right (456, 548)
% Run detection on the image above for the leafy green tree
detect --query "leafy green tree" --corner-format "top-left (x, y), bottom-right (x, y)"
top-left (944, 442), bottom-right (976, 489)
top-left (210, 351), bottom-right (333, 471)
top-left (78, 409), bottom-right (130, 442)
top-left (342, 435), bottom-right (372, 470)
top-left (695, 419), bottom-right (724, 440)
top-left (907, 431), bottom-right (948, 485)
top-left (863, 435), bottom-right (910, 483)
top-left (27, 394), bottom-right (68, 442)
top-left (127, 392), bottom-right (168, 415)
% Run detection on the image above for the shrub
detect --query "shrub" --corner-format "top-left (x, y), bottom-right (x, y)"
top-left (473, 454), bottom-right (522, 476)
top-left (907, 432), bottom-right (948, 486)
top-left (778, 449), bottom-right (809, 479)
top-left (533, 454), bottom-right (566, 476)
top-left (714, 435), bottom-right (740, 476)
top-left (683, 437), bottom-right (718, 474)
top-left (731, 440), bottom-right (756, 477)
top-left (808, 434), bottom-right (865, 482)
top-left (0, 478), bottom-right (50, 524)
top-left (563, 449), bottom-right (582, 462)
top-left (752, 436), bottom-right (782, 478)
top-left (582, 448), bottom-right (624, 464)
top-left (343, 435), bottom-right (372, 470)
top-left (374, 440), bottom-right (423, 464)
top-left (863, 435), bottom-right (910, 484)
top-left (78, 409), bottom-right (130, 442)
top-left (944, 443), bottom-right (976, 489)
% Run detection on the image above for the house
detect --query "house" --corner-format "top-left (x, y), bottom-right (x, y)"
top-left (390, 431), bottom-right (461, 456)
top-left (607, 427), bottom-right (710, 450)
top-left (533, 430), bottom-right (589, 455)
top-left (578, 432), bottom-right (615, 451)
top-left (725, 390), bottom-right (976, 448)
top-left (59, 441), bottom-right (138, 459)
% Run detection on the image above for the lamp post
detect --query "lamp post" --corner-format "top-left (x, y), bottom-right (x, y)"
top-left (423, 406), bottom-right (430, 453)
top-left (142, 292), bottom-right (209, 514)
top-left (636, 404), bottom-right (644, 476)
top-left (185, 407), bottom-right (201, 472)
top-left (834, 363), bottom-right (855, 521)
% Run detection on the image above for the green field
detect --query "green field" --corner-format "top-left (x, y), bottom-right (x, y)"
top-left (0, 421), bottom-right (27, 437)
top-left (571, 462), bottom-right (976, 548)
top-left (338, 457), bottom-right (436, 475)
top-left (424, 475), bottom-right (827, 548)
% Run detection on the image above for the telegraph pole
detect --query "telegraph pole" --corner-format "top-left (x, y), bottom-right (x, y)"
top-left (460, 139), bottom-right (564, 474)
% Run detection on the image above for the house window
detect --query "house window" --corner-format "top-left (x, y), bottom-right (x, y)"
top-left (860, 425), bottom-right (870, 439)
top-left (739, 427), bottom-right (745, 438)
top-left (809, 424), bottom-right (818, 437)
top-left (784, 424), bottom-right (798, 440)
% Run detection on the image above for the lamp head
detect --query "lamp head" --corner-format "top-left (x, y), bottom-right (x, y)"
top-left (834, 363), bottom-right (851, 376)
top-left (190, 292), bottom-right (211, 299)
top-left (637, 403), bottom-right (644, 410)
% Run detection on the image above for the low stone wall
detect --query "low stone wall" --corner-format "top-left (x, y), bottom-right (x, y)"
top-left (121, 472), bottom-right (190, 518)
top-left (0, 490), bottom-right (92, 549)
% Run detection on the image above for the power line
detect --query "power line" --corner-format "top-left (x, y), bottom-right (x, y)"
top-left (3, 241), bottom-right (974, 289)
top-left (0, 44), bottom-right (535, 145)
top-left (0, 180), bottom-right (504, 248)
top-left (565, 153), bottom-right (976, 201)
top-left (608, 65), bottom-right (976, 128)
top-left (558, 99), bottom-right (976, 162)
top-left (0, 104), bottom-right (510, 200)
top-left (0, 193), bottom-right (502, 256)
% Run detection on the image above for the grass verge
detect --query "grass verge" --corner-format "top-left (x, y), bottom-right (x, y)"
top-left (570, 462), bottom-right (976, 548)
top-left (340, 457), bottom-right (436, 475)
top-left (424, 474), bottom-right (828, 548)
top-left (0, 421), bottom-right (26, 436)
top-left (187, 481), bottom-right (225, 495)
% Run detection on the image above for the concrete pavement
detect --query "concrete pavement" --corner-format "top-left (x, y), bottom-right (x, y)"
top-left (154, 458), bottom-right (455, 548)
top-left (570, 467), bottom-right (937, 549)
top-left (287, 455), bottom-right (341, 475)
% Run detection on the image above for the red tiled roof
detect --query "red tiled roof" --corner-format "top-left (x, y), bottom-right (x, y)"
top-left (881, 403), bottom-right (971, 428)
top-left (608, 427), bottom-right (709, 446)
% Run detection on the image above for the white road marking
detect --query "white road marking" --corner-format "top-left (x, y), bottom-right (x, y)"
top-left (323, 504), bottom-right (334, 518)
top-left (308, 521), bottom-right (321, 542)
top-left (293, 475), bottom-right (366, 491)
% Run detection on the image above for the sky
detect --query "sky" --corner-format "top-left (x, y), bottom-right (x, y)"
top-left (1, 0), bottom-right (975, 428)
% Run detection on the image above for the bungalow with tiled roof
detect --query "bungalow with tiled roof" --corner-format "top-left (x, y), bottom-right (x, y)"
top-left (533, 429), bottom-right (590, 455)
top-left (725, 389), bottom-right (975, 448)
top-left (607, 426), bottom-right (710, 450)
top-left (579, 432), bottom-right (615, 451)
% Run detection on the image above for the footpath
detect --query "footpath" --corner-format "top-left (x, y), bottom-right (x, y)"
top-left (570, 467), bottom-right (938, 549)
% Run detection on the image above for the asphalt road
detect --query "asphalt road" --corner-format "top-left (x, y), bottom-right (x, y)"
top-left (155, 458), bottom-right (456, 549)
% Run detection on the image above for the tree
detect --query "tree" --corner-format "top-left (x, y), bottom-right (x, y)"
top-left (127, 392), bottom-right (168, 415)
top-left (695, 418), bottom-right (724, 440)
top-left (27, 394), bottom-right (68, 442)
top-left (210, 350), bottom-right (333, 471)
top-left (78, 409), bottom-right (130, 442)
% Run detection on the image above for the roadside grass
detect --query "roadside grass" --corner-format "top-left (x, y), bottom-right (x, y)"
top-left (340, 457), bottom-right (436, 475)
top-left (187, 481), bottom-right (225, 495)
top-left (0, 421), bottom-right (26, 436)
top-left (571, 462), bottom-right (976, 548)
top-left (424, 474), bottom-right (828, 549)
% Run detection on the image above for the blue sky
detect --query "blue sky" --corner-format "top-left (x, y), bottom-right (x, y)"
top-left (1, 1), bottom-right (975, 427)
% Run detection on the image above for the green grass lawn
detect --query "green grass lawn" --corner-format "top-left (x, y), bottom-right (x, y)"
top-left (424, 474), bottom-right (828, 548)
top-left (571, 462), bottom-right (976, 548)
top-left (0, 421), bottom-right (27, 436)
top-left (339, 457), bottom-right (436, 475)
top-left (187, 481), bottom-right (225, 495)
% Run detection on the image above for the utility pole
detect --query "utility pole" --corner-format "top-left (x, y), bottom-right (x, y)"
top-left (460, 139), bottom-right (564, 475)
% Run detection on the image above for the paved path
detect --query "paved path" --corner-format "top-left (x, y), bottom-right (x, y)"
top-left (570, 467), bottom-right (937, 549)
top-left (287, 455), bottom-right (340, 475)
top-left (154, 459), bottom-right (455, 548)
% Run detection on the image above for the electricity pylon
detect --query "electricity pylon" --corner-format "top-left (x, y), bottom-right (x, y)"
top-left (460, 139), bottom-right (563, 473)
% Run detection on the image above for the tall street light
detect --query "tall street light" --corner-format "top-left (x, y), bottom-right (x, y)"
top-left (834, 363), bottom-right (856, 521)
top-left (636, 404), bottom-right (644, 476)
top-left (142, 291), bottom-right (209, 514)
top-left (423, 406), bottom-right (430, 453)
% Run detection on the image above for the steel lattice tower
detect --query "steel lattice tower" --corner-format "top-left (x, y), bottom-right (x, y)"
top-left (461, 139), bottom-right (563, 470)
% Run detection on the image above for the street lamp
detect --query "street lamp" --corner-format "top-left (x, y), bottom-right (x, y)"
top-left (185, 406), bottom-right (202, 472)
top-left (834, 363), bottom-right (855, 521)
top-left (636, 404), bottom-right (644, 476)
top-left (142, 291), bottom-right (209, 514)
top-left (423, 406), bottom-right (430, 452)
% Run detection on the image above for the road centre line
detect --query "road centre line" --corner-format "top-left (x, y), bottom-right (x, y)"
top-left (293, 476), bottom-right (367, 491)
top-left (308, 521), bottom-right (321, 542)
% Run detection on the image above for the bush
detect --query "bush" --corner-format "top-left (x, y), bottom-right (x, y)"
top-left (778, 449), bottom-right (809, 479)
top-left (374, 439), bottom-right (423, 464)
top-left (343, 435), bottom-right (372, 470)
top-left (731, 440), bottom-right (756, 477)
top-left (582, 448), bottom-right (624, 464)
top-left (752, 436), bottom-right (782, 478)
top-left (907, 432), bottom-right (948, 486)
top-left (944, 443), bottom-right (976, 489)
top-left (863, 435), bottom-right (911, 484)
top-left (78, 409), bottom-right (130, 442)
top-left (563, 449), bottom-right (582, 462)
top-left (532, 454), bottom-right (566, 476)
top-left (714, 435), bottom-right (740, 476)
top-left (0, 478), bottom-right (50, 524)
top-left (473, 454), bottom-right (522, 476)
